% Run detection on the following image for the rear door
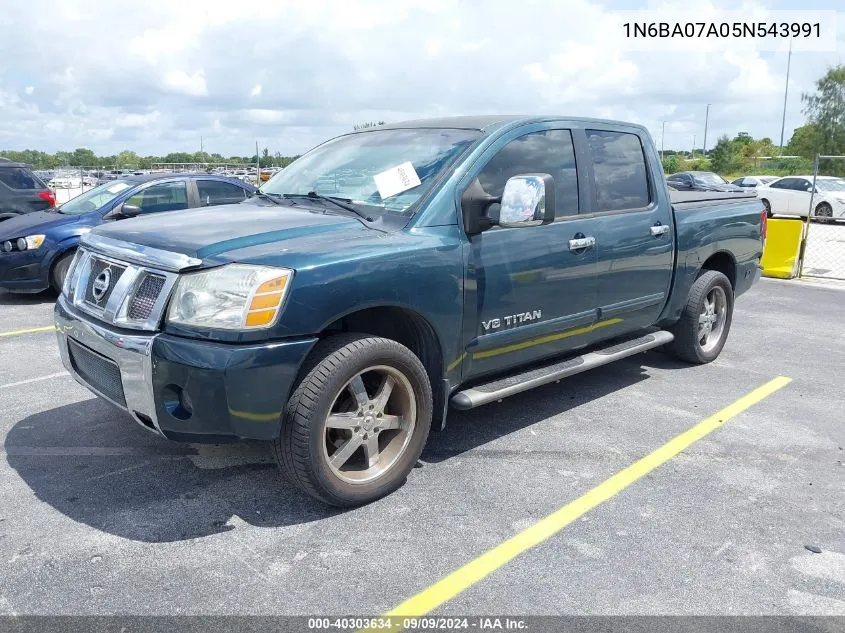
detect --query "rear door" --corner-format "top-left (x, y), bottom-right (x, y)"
top-left (786, 178), bottom-right (813, 216)
top-left (196, 179), bottom-right (250, 207)
top-left (460, 124), bottom-right (599, 380)
top-left (764, 179), bottom-right (794, 215)
top-left (586, 127), bottom-right (674, 340)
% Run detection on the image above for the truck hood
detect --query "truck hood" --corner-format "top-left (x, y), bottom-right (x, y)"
top-left (0, 210), bottom-right (86, 239)
top-left (89, 201), bottom-right (376, 261)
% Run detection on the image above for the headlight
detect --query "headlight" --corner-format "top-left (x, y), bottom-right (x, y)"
top-left (167, 264), bottom-right (293, 330)
top-left (25, 235), bottom-right (46, 249)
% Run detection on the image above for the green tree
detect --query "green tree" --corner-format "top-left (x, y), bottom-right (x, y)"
top-left (787, 124), bottom-right (825, 160)
top-left (709, 135), bottom-right (737, 174)
top-left (802, 64), bottom-right (845, 157)
top-left (69, 147), bottom-right (97, 167)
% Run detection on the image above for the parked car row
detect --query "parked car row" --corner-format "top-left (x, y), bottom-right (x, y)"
top-left (665, 170), bottom-right (845, 221)
top-left (0, 173), bottom-right (256, 293)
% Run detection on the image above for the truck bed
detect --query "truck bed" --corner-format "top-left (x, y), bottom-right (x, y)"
top-left (670, 190), bottom-right (758, 210)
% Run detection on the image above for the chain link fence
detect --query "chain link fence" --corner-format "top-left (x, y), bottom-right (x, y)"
top-left (798, 155), bottom-right (845, 281)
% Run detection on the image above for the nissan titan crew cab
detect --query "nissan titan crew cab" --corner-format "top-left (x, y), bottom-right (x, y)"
top-left (54, 116), bottom-right (766, 506)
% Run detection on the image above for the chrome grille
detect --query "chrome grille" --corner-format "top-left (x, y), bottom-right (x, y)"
top-left (127, 273), bottom-right (166, 321)
top-left (68, 246), bottom-right (184, 332)
top-left (83, 258), bottom-right (126, 308)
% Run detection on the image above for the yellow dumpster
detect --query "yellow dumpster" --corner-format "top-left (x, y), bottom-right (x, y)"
top-left (761, 218), bottom-right (805, 279)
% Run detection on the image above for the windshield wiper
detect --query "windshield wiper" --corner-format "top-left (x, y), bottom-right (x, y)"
top-left (282, 192), bottom-right (373, 221)
top-left (251, 191), bottom-right (285, 206)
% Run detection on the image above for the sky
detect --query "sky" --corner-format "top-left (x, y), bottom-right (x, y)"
top-left (0, 0), bottom-right (843, 158)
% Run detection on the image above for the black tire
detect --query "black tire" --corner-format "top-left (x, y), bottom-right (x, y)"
top-left (668, 270), bottom-right (734, 364)
top-left (815, 202), bottom-right (833, 222)
top-left (273, 334), bottom-right (432, 507)
top-left (50, 250), bottom-right (75, 293)
top-left (761, 199), bottom-right (772, 219)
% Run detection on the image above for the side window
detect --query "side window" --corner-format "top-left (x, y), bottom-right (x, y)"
top-left (769, 180), bottom-right (785, 189)
top-left (586, 130), bottom-right (650, 212)
top-left (798, 179), bottom-right (813, 192)
top-left (475, 129), bottom-right (579, 218)
top-left (778, 178), bottom-right (798, 190)
top-left (124, 182), bottom-right (189, 213)
top-left (197, 180), bottom-right (248, 207)
top-left (0, 167), bottom-right (44, 190)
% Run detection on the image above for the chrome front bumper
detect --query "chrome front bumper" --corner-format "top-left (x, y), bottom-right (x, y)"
top-left (55, 294), bottom-right (163, 435)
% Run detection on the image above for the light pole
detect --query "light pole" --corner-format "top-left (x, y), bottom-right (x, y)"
top-left (779, 38), bottom-right (793, 150)
top-left (692, 135), bottom-right (696, 159)
top-left (703, 104), bottom-right (711, 156)
top-left (661, 121), bottom-right (666, 162)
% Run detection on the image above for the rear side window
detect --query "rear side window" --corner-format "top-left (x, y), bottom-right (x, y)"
top-left (197, 180), bottom-right (248, 207)
top-left (586, 130), bottom-right (650, 212)
top-left (125, 182), bottom-right (189, 213)
top-left (0, 167), bottom-right (45, 190)
top-left (475, 129), bottom-right (579, 217)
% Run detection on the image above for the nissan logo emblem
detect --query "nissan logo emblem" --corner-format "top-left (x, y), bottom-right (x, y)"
top-left (91, 268), bottom-right (112, 302)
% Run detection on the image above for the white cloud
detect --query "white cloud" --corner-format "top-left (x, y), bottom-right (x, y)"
top-left (0, 0), bottom-right (842, 156)
top-left (162, 70), bottom-right (208, 97)
top-left (24, 86), bottom-right (34, 95)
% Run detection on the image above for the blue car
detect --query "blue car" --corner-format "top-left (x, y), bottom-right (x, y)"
top-left (0, 173), bottom-right (256, 293)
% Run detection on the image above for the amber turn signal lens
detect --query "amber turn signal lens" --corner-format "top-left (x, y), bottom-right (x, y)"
top-left (245, 309), bottom-right (277, 327)
top-left (249, 293), bottom-right (283, 311)
top-left (256, 276), bottom-right (288, 294)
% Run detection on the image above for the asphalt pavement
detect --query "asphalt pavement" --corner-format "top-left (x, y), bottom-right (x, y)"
top-left (0, 278), bottom-right (843, 616)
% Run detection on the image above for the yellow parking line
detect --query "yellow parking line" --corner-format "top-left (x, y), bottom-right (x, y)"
top-left (0, 325), bottom-right (55, 338)
top-left (378, 375), bottom-right (792, 625)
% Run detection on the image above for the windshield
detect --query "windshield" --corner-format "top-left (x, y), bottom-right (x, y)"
top-left (693, 172), bottom-right (728, 185)
top-left (59, 180), bottom-right (134, 215)
top-left (815, 178), bottom-right (845, 192)
top-left (261, 128), bottom-right (481, 214)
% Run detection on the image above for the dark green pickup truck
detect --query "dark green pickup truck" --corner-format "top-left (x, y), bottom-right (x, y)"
top-left (55, 116), bottom-right (766, 506)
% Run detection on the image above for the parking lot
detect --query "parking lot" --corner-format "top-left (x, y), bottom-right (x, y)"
top-left (0, 278), bottom-right (843, 617)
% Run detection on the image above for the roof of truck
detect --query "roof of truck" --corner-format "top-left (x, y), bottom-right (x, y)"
top-left (372, 115), bottom-right (649, 134)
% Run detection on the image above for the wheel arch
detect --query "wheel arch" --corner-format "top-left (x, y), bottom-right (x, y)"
top-left (700, 251), bottom-right (737, 289)
top-left (310, 305), bottom-right (447, 429)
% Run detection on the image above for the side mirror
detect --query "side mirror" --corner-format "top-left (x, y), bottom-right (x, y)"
top-left (106, 203), bottom-right (141, 220)
top-left (461, 173), bottom-right (555, 235)
top-left (498, 174), bottom-right (555, 228)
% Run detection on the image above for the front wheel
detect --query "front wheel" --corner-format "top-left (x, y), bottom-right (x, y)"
top-left (273, 334), bottom-right (432, 507)
top-left (668, 270), bottom-right (734, 364)
top-left (50, 249), bottom-right (76, 293)
top-left (815, 202), bottom-right (833, 222)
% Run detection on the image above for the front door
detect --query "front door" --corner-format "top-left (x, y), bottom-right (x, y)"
top-left (459, 126), bottom-right (599, 381)
top-left (585, 128), bottom-right (675, 338)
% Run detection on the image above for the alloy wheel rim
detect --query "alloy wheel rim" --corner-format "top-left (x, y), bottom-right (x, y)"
top-left (322, 365), bottom-right (416, 484)
top-left (698, 286), bottom-right (727, 353)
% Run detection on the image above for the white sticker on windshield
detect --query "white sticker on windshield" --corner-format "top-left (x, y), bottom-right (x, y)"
top-left (107, 183), bottom-right (130, 194)
top-left (373, 162), bottom-right (421, 199)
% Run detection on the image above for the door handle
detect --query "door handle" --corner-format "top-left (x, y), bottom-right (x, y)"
top-left (568, 236), bottom-right (596, 251)
top-left (650, 224), bottom-right (670, 237)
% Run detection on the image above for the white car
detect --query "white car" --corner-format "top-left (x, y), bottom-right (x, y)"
top-left (756, 175), bottom-right (845, 220)
top-left (730, 175), bottom-right (779, 189)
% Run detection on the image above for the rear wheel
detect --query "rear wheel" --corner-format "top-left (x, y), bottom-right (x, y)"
top-left (668, 270), bottom-right (734, 364)
top-left (273, 334), bottom-right (432, 507)
top-left (50, 249), bottom-right (75, 293)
